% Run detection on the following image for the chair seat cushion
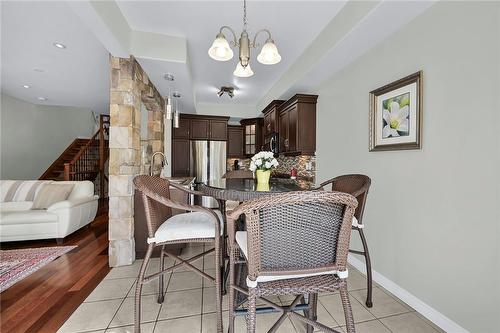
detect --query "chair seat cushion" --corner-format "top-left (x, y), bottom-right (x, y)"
top-left (235, 231), bottom-right (348, 288)
top-left (148, 210), bottom-right (224, 244)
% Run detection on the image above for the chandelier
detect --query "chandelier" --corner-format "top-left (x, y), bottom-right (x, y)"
top-left (208, 0), bottom-right (281, 77)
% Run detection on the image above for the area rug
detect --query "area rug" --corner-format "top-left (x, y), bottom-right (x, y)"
top-left (0, 246), bottom-right (76, 292)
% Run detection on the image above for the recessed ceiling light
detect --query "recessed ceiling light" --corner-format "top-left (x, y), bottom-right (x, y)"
top-left (23, 85), bottom-right (30, 89)
top-left (37, 97), bottom-right (48, 101)
top-left (53, 42), bottom-right (66, 49)
top-left (172, 92), bottom-right (181, 98)
top-left (163, 73), bottom-right (174, 81)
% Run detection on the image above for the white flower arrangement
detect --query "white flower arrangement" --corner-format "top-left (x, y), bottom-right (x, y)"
top-left (249, 151), bottom-right (279, 172)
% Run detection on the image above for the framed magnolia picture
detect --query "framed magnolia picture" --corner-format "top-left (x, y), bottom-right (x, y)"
top-left (369, 71), bottom-right (422, 151)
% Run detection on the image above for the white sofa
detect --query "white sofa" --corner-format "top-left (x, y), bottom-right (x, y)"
top-left (0, 180), bottom-right (98, 242)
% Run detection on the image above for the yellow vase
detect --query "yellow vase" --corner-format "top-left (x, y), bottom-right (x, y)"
top-left (256, 183), bottom-right (270, 192)
top-left (255, 169), bottom-right (271, 184)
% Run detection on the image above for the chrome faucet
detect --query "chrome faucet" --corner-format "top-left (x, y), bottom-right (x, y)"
top-left (150, 152), bottom-right (167, 176)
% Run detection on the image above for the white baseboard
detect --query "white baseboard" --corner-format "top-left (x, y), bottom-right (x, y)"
top-left (348, 255), bottom-right (469, 333)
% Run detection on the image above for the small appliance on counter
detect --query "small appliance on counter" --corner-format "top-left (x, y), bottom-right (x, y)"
top-left (233, 159), bottom-right (240, 170)
top-left (264, 133), bottom-right (279, 154)
top-left (290, 168), bottom-right (297, 180)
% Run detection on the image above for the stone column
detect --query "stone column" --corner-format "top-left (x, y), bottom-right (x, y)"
top-left (108, 56), bottom-right (165, 267)
top-left (108, 56), bottom-right (141, 267)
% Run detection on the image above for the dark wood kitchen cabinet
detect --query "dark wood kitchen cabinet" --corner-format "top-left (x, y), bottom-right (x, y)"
top-left (262, 100), bottom-right (284, 136)
top-left (171, 114), bottom-right (229, 177)
top-left (240, 118), bottom-right (263, 156)
top-left (190, 119), bottom-right (209, 139)
top-left (172, 139), bottom-right (190, 176)
top-left (209, 120), bottom-right (228, 140)
top-left (172, 118), bottom-right (190, 139)
top-left (278, 94), bottom-right (317, 155)
top-left (182, 114), bottom-right (229, 141)
top-left (227, 125), bottom-right (244, 157)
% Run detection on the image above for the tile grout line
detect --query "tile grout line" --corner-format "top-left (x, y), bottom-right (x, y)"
top-left (104, 276), bottom-right (138, 330)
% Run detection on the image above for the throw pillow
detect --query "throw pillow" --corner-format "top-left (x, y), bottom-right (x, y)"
top-left (32, 184), bottom-right (74, 209)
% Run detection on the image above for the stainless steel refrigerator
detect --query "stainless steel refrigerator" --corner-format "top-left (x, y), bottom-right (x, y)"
top-left (190, 140), bottom-right (226, 208)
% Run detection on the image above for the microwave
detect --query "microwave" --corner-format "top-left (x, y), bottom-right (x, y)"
top-left (264, 133), bottom-right (279, 154)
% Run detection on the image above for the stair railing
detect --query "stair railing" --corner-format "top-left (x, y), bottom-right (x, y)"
top-left (64, 115), bottom-right (110, 197)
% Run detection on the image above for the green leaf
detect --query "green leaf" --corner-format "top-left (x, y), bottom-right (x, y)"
top-left (399, 94), bottom-right (410, 108)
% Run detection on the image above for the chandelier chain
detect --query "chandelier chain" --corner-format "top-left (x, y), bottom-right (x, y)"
top-left (243, 0), bottom-right (247, 31)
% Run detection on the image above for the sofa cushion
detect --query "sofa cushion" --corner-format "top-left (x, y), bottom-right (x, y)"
top-left (59, 181), bottom-right (95, 200)
top-left (0, 210), bottom-right (58, 225)
top-left (0, 201), bottom-right (33, 211)
top-left (32, 184), bottom-right (74, 209)
top-left (0, 180), bottom-right (51, 202)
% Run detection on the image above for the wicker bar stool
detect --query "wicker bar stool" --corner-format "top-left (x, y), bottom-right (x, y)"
top-left (320, 174), bottom-right (372, 307)
top-left (227, 191), bottom-right (358, 333)
top-left (133, 175), bottom-right (224, 333)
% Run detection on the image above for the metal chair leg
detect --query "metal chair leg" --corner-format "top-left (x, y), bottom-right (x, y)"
top-left (306, 293), bottom-right (318, 333)
top-left (157, 245), bottom-right (165, 303)
top-left (228, 250), bottom-right (236, 333)
top-left (247, 287), bottom-right (257, 333)
top-left (358, 228), bottom-right (373, 308)
top-left (339, 283), bottom-right (356, 333)
top-left (135, 245), bottom-right (153, 333)
top-left (214, 238), bottom-right (223, 333)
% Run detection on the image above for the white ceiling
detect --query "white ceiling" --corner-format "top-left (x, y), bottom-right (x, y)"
top-left (1, 1), bottom-right (109, 113)
top-left (0, 1), bottom-right (434, 118)
top-left (116, 1), bottom-right (345, 110)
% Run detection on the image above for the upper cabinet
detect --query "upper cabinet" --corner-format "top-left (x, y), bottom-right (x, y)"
top-left (227, 125), bottom-right (244, 157)
top-left (278, 94), bottom-right (318, 155)
top-left (240, 118), bottom-right (263, 156)
top-left (262, 100), bottom-right (284, 136)
top-left (172, 118), bottom-right (190, 139)
top-left (209, 120), bottom-right (228, 140)
top-left (172, 114), bottom-right (229, 141)
top-left (190, 119), bottom-right (209, 139)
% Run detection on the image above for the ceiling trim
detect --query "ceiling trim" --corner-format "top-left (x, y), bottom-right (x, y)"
top-left (68, 0), bottom-right (186, 63)
top-left (256, 0), bottom-right (380, 111)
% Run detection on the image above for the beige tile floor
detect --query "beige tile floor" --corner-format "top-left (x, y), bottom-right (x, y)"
top-left (58, 245), bottom-right (445, 333)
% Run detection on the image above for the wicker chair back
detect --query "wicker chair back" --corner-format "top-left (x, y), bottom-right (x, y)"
top-left (321, 174), bottom-right (371, 224)
top-left (238, 191), bottom-right (358, 280)
top-left (133, 175), bottom-right (173, 238)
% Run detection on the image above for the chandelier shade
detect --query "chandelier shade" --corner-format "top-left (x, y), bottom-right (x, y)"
top-left (233, 61), bottom-right (254, 77)
top-left (208, 33), bottom-right (233, 61)
top-left (208, 0), bottom-right (280, 77)
top-left (257, 39), bottom-right (281, 65)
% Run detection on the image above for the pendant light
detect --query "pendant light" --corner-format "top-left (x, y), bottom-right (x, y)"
top-left (208, 0), bottom-right (281, 77)
top-left (172, 92), bottom-right (181, 129)
top-left (163, 73), bottom-right (174, 119)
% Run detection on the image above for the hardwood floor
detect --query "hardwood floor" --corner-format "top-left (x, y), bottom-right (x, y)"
top-left (0, 199), bottom-right (110, 333)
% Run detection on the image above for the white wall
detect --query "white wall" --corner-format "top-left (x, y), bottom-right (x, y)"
top-left (1, 93), bottom-right (96, 179)
top-left (316, 2), bottom-right (499, 332)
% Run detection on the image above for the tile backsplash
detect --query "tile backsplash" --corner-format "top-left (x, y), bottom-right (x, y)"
top-left (227, 155), bottom-right (316, 181)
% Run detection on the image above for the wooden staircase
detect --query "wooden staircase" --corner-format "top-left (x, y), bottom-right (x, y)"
top-left (40, 115), bottom-right (110, 197)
